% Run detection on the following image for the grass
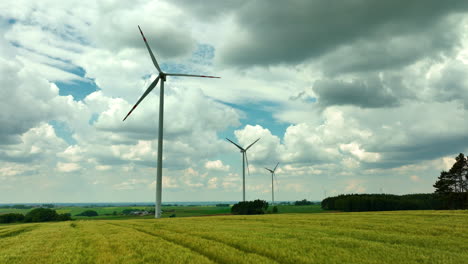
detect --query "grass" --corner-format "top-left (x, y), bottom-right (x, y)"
top-left (1, 210), bottom-right (467, 263)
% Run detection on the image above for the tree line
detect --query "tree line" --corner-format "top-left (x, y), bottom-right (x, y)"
top-left (321, 193), bottom-right (444, 212)
top-left (0, 208), bottom-right (71, 224)
top-left (322, 153), bottom-right (468, 212)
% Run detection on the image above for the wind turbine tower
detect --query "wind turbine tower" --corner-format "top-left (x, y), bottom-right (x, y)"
top-left (265, 162), bottom-right (279, 205)
top-left (123, 26), bottom-right (219, 218)
top-left (226, 138), bottom-right (260, 201)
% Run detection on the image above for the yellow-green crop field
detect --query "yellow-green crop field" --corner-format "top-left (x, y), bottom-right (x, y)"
top-left (1, 210), bottom-right (467, 264)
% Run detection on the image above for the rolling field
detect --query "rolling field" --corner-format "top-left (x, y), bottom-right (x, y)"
top-left (1, 210), bottom-right (467, 263)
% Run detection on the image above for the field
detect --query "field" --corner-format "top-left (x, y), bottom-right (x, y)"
top-left (0, 204), bottom-right (323, 219)
top-left (1, 210), bottom-right (467, 263)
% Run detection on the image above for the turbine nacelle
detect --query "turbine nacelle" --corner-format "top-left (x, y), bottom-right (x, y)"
top-left (159, 72), bottom-right (167, 81)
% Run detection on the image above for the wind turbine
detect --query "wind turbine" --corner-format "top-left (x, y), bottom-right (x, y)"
top-left (123, 26), bottom-right (220, 218)
top-left (265, 162), bottom-right (279, 205)
top-left (226, 138), bottom-right (260, 201)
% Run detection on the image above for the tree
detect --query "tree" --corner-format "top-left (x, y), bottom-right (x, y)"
top-left (294, 199), bottom-right (314, 206)
top-left (433, 153), bottom-right (468, 209)
top-left (24, 208), bottom-right (71, 222)
top-left (76, 210), bottom-right (98, 217)
top-left (24, 208), bottom-right (59, 222)
top-left (434, 153), bottom-right (468, 193)
top-left (231, 200), bottom-right (269, 215)
top-left (434, 171), bottom-right (454, 194)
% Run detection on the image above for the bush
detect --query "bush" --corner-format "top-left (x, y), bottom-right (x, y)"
top-left (216, 204), bottom-right (230, 207)
top-left (24, 208), bottom-right (70, 222)
top-left (76, 210), bottom-right (98, 217)
top-left (272, 206), bottom-right (279, 213)
top-left (0, 213), bottom-right (25, 223)
top-left (231, 199), bottom-right (269, 215)
top-left (56, 213), bottom-right (72, 221)
top-left (294, 199), bottom-right (314, 206)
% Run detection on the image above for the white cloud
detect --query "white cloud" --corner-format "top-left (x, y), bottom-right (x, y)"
top-left (339, 142), bottom-right (380, 163)
top-left (1, 1), bottom-right (468, 202)
top-left (207, 177), bottom-right (218, 189)
top-left (205, 160), bottom-right (230, 171)
top-left (56, 162), bottom-right (81, 173)
top-left (113, 179), bottom-right (149, 190)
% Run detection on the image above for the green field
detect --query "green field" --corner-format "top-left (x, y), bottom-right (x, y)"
top-left (1, 210), bottom-right (467, 263)
top-left (0, 204), bottom-right (323, 219)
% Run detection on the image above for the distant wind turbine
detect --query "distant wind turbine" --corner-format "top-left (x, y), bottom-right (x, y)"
top-left (226, 138), bottom-right (260, 201)
top-left (265, 162), bottom-right (279, 205)
top-left (123, 26), bottom-right (220, 218)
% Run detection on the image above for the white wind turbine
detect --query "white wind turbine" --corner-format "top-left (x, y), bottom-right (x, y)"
top-left (226, 138), bottom-right (260, 201)
top-left (265, 162), bottom-right (279, 205)
top-left (123, 26), bottom-right (220, 218)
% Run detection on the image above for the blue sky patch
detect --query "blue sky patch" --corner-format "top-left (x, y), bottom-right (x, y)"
top-left (56, 78), bottom-right (99, 101)
top-left (49, 120), bottom-right (76, 145)
top-left (219, 101), bottom-right (289, 139)
top-left (88, 113), bottom-right (99, 125)
top-left (190, 44), bottom-right (215, 65)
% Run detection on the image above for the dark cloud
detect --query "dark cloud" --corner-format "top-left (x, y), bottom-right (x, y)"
top-left (217, 0), bottom-right (468, 70)
top-left (362, 134), bottom-right (468, 169)
top-left (313, 77), bottom-right (400, 108)
top-left (172, 0), bottom-right (245, 21)
top-left (432, 60), bottom-right (468, 108)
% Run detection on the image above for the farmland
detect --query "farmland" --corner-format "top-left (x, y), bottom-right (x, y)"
top-left (1, 210), bottom-right (467, 263)
top-left (0, 204), bottom-right (324, 219)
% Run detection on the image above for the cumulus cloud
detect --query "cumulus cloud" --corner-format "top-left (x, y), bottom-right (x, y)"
top-left (0, 58), bottom-right (76, 145)
top-left (205, 160), bottom-right (230, 171)
top-left (1, 0), bottom-right (468, 202)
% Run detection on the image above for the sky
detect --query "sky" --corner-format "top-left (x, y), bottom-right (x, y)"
top-left (1, 0), bottom-right (468, 203)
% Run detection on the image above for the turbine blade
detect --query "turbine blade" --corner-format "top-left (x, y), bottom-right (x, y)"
top-left (245, 152), bottom-right (251, 177)
top-left (265, 168), bottom-right (273, 173)
top-left (166, 73), bottom-right (220, 78)
top-left (226, 138), bottom-right (244, 151)
top-left (138, 25), bottom-right (162, 73)
top-left (123, 76), bottom-right (160, 121)
top-left (273, 162), bottom-right (279, 172)
top-left (245, 138), bottom-right (260, 151)
top-left (274, 173), bottom-right (278, 193)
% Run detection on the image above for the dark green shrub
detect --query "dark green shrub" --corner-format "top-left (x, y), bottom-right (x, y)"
top-left (76, 210), bottom-right (98, 217)
top-left (231, 199), bottom-right (269, 215)
top-left (294, 199), bottom-right (314, 206)
top-left (272, 206), bottom-right (278, 213)
top-left (57, 213), bottom-right (72, 221)
top-left (24, 208), bottom-right (71, 222)
top-left (0, 213), bottom-right (25, 223)
top-left (24, 208), bottom-right (58, 222)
